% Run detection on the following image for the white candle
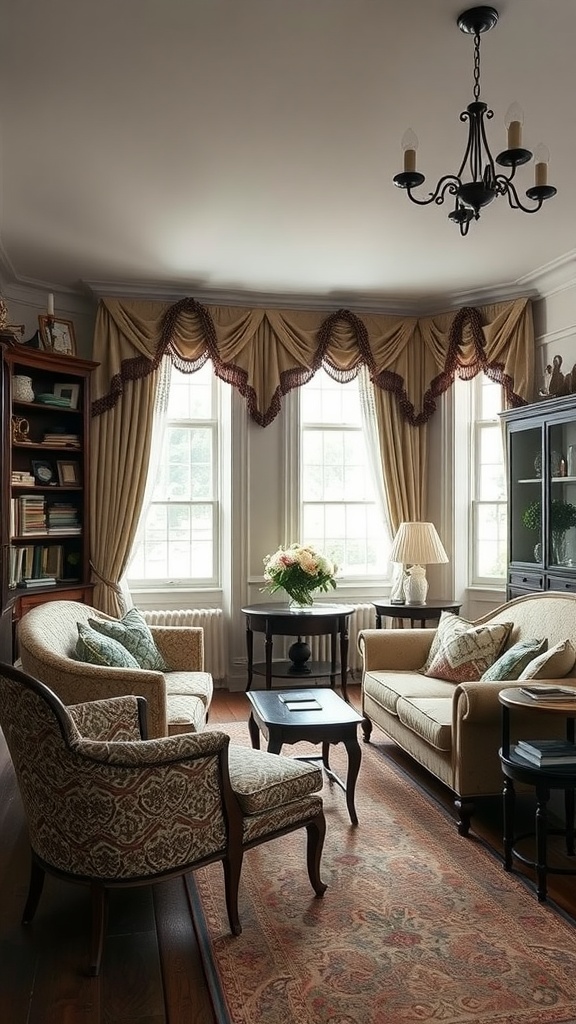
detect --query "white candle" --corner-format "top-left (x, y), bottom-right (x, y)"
top-left (47, 293), bottom-right (54, 317)
top-left (507, 121), bottom-right (522, 150)
top-left (535, 162), bottom-right (548, 187)
top-left (404, 148), bottom-right (416, 173)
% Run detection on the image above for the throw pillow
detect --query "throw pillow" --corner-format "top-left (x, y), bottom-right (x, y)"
top-left (480, 638), bottom-right (548, 681)
top-left (423, 620), bottom-right (513, 683)
top-left (518, 638), bottom-right (576, 680)
top-left (76, 622), bottom-right (140, 669)
top-left (421, 612), bottom-right (475, 673)
top-left (88, 608), bottom-right (168, 671)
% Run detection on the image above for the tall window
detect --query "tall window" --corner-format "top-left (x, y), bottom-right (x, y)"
top-left (299, 369), bottom-right (389, 578)
top-left (127, 362), bottom-right (221, 587)
top-left (471, 375), bottom-right (507, 583)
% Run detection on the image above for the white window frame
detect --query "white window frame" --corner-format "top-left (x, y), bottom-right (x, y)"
top-left (127, 364), bottom-right (225, 592)
top-left (454, 374), bottom-right (507, 589)
top-left (295, 369), bottom-right (390, 584)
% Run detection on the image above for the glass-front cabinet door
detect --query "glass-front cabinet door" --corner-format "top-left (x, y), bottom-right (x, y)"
top-left (508, 424), bottom-right (542, 567)
top-left (501, 395), bottom-right (576, 599)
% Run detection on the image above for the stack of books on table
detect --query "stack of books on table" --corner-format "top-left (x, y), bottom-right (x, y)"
top-left (514, 739), bottom-right (576, 768)
top-left (519, 685), bottom-right (576, 701)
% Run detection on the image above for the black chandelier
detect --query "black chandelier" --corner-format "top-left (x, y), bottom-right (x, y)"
top-left (392, 6), bottom-right (557, 236)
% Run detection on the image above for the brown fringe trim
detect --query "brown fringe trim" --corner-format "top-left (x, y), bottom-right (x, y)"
top-left (92, 300), bottom-right (527, 425)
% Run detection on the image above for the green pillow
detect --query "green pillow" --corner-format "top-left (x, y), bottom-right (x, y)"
top-left (480, 638), bottom-right (548, 681)
top-left (88, 608), bottom-right (168, 671)
top-left (76, 622), bottom-right (140, 669)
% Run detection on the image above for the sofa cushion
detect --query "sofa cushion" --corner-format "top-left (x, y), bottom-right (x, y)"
top-left (480, 638), bottom-right (548, 681)
top-left (363, 670), bottom-right (456, 716)
top-left (88, 608), bottom-right (168, 672)
top-left (423, 614), bottom-right (512, 683)
top-left (518, 638), bottom-right (576, 680)
top-left (396, 697), bottom-right (452, 752)
top-left (76, 623), bottom-right (141, 669)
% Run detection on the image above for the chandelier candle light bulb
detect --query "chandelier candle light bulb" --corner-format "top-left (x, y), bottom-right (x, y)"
top-left (402, 130), bottom-right (418, 173)
top-left (47, 293), bottom-right (54, 317)
top-left (505, 103), bottom-right (523, 150)
top-left (534, 145), bottom-right (549, 187)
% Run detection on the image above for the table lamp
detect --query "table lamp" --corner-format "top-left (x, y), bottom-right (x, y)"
top-left (389, 521), bottom-right (449, 605)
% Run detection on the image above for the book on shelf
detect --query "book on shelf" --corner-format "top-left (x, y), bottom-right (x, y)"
top-left (517, 739), bottom-right (576, 757)
top-left (519, 685), bottom-right (576, 701)
top-left (17, 576), bottom-right (57, 588)
top-left (514, 743), bottom-right (576, 767)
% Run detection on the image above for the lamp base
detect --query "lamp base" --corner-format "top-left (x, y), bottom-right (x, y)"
top-left (403, 565), bottom-right (429, 605)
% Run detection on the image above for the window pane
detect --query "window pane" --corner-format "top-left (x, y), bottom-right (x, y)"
top-left (300, 370), bottom-right (388, 577)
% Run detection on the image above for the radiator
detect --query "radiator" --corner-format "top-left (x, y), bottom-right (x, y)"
top-left (305, 603), bottom-right (376, 674)
top-left (141, 608), bottom-right (226, 680)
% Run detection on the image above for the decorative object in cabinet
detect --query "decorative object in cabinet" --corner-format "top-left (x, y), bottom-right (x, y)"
top-left (0, 340), bottom-right (99, 663)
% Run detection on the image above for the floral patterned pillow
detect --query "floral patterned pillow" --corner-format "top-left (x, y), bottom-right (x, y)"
top-left (422, 616), bottom-right (513, 683)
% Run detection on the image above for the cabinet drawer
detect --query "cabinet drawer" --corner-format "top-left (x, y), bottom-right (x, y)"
top-left (509, 572), bottom-right (544, 591)
top-left (546, 576), bottom-right (576, 594)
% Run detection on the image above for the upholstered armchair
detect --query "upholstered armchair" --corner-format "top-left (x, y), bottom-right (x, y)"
top-left (0, 663), bottom-right (327, 975)
top-left (17, 600), bottom-right (213, 737)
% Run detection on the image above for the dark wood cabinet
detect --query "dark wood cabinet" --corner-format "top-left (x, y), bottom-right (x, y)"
top-left (501, 395), bottom-right (576, 600)
top-left (0, 341), bottom-right (98, 662)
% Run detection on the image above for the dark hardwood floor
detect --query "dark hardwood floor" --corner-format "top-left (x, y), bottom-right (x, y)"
top-left (1, 684), bottom-right (575, 1023)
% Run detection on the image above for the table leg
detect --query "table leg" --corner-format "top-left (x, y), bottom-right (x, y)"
top-left (245, 622), bottom-right (254, 691)
top-left (502, 776), bottom-right (515, 870)
top-left (339, 620), bottom-right (349, 703)
top-left (343, 734), bottom-right (361, 827)
top-left (266, 728), bottom-right (283, 755)
top-left (535, 782), bottom-right (550, 902)
top-left (265, 630), bottom-right (273, 690)
top-left (248, 713), bottom-right (260, 750)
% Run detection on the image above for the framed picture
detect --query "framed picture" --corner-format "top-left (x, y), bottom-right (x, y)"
top-left (31, 459), bottom-right (55, 485)
top-left (38, 316), bottom-right (77, 356)
top-left (57, 460), bottom-right (81, 486)
top-left (53, 382), bottom-right (80, 409)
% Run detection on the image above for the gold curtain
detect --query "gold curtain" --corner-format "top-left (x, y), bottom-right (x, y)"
top-left (90, 295), bottom-right (534, 612)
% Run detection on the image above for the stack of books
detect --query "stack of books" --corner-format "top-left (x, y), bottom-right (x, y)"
top-left (46, 502), bottom-right (81, 534)
top-left (43, 431), bottom-right (81, 448)
top-left (515, 739), bottom-right (576, 768)
top-left (519, 685), bottom-right (576, 701)
top-left (12, 470), bottom-right (35, 486)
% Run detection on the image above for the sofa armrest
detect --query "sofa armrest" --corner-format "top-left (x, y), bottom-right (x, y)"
top-left (358, 628), bottom-right (434, 671)
top-left (149, 626), bottom-right (205, 671)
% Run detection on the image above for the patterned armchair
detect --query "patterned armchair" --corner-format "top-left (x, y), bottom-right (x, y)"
top-left (0, 663), bottom-right (326, 976)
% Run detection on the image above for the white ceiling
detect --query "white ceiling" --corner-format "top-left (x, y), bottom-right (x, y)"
top-left (1, 0), bottom-right (574, 311)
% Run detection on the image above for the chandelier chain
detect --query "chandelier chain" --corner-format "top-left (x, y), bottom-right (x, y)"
top-left (473, 32), bottom-right (481, 101)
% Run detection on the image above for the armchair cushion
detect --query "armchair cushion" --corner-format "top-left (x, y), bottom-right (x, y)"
top-left (88, 607), bottom-right (168, 671)
top-left (76, 622), bottom-right (140, 669)
top-left (227, 745), bottom-right (323, 815)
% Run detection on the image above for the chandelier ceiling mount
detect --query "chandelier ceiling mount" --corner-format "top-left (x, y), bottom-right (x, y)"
top-left (392, 6), bottom-right (557, 236)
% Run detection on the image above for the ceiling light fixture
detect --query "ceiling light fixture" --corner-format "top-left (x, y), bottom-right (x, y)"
top-left (392, 6), bottom-right (557, 236)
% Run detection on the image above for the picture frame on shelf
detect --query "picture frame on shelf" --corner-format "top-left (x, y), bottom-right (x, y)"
top-left (38, 316), bottom-right (77, 356)
top-left (57, 460), bottom-right (81, 486)
top-left (53, 382), bottom-right (80, 409)
top-left (31, 460), bottom-right (55, 485)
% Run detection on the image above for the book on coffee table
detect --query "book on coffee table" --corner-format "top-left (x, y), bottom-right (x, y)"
top-left (284, 699), bottom-right (322, 711)
top-left (278, 691), bottom-right (318, 703)
top-left (519, 685), bottom-right (576, 701)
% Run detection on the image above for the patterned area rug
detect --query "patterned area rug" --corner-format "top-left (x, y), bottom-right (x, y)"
top-left (188, 722), bottom-right (576, 1024)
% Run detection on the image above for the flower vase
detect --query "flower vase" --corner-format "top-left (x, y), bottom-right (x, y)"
top-left (552, 532), bottom-right (567, 565)
top-left (287, 593), bottom-right (315, 609)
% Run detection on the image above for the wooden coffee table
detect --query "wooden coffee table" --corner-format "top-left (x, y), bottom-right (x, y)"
top-left (246, 688), bottom-right (363, 825)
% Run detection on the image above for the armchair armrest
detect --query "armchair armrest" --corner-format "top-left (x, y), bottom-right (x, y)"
top-left (67, 695), bottom-right (146, 742)
top-left (150, 626), bottom-right (205, 671)
top-left (73, 727), bottom-right (229, 767)
top-left (358, 628), bottom-right (434, 671)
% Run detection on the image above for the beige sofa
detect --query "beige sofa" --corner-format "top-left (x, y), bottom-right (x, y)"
top-left (17, 600), bottom-right (213, 739)
top-left (359, 593), bottom-right (576, 836)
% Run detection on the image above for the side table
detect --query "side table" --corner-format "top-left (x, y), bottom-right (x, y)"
top-left (499, 686), bottom-right (576, 902)
top-left (372, 599), bottom-right (461, 629)
top-left (242, 603), bottom-right (356, 702)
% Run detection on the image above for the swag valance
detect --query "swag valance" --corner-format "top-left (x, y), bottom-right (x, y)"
top-left (91, 295), bottom-right (534, 425)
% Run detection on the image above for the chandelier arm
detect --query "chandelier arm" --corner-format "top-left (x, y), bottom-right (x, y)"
top-left (405, 175), bottom-right (461, 207)
top-left (498, 178), bottom-right (545, 214)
